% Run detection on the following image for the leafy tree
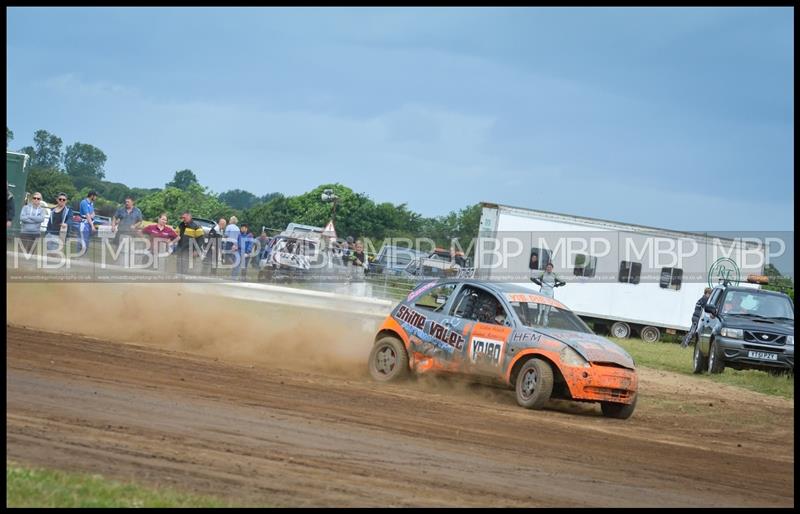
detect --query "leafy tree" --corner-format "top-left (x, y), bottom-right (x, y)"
top-left (165, 169), bottom-right (199, 190)
top-left (244, 194), bottom-right (293, 233)
top-left (243, 184), bottom-right (428, 243)
top-left (138, 183), bottom-right (233, 223)
top-left (64, 142), bottom-right (107, 179)
top-left (26, 168), bottom-right (78, 204)
top-left (6, 127), bottom-right (13, 147)
top-left (763, 264), bottom-right (794, 302)
top-left (31, 129), bottom-right (64, 169)
top-left (71, 175), bottom-right (102, 191)
top-left (417, 203), bottom-right (481, 256)
top-left (18, 146), bottom-right (35, 162)
top-left (260, 192), bottom-right (281, 204)
top-left (219, 189), bottom-right (259, 210)
top-left (129, 187), bottom-right (162, 200)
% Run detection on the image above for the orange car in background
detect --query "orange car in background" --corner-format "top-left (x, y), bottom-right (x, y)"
top-left (368, 279), bottom-right (638, 419)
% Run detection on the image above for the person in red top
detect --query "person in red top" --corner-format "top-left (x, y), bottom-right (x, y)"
top-left (141, 212), bottom-right (179, 271)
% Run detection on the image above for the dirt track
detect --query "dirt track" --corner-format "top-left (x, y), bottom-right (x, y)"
top-left (6, 322), bottom-right (794, 507)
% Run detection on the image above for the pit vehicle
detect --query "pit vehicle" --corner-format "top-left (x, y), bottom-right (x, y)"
top-left (368, 279), bottom-right (639, 419)
top-left (368, 245), bottom-right (426, 276)
top-left (693, 280), bottom-right (794, 375)
top-left (402, 248), bottom-right (463, 279)
top-left (193, 217), bottom-right (217, 237)
top-left (256, 230), bottom-right (349, 281)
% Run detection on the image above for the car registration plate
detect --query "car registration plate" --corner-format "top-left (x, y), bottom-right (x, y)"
top-left (747, 350), bottom-right (778, 361)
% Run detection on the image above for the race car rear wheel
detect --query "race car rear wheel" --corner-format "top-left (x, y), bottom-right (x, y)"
top-left (601, 393), bottom-right (637, 420)
top-left (515, 358), bottom-right (554, 410)
top-left (368, 336), bottom-right (409, 382)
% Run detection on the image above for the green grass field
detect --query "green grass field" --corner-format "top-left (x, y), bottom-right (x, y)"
top-left (6, 461), bottom-right (229, 508)
top-left (610, 337), bottom-right (794, 399)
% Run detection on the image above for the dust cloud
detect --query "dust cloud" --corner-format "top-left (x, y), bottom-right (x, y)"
top-left (7, 282), bottom-right (384, 377)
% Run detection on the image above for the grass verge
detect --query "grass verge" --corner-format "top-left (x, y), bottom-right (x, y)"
top-left (609, 337), bottom-right (794, 399)
top-left (6, 461), bottom-right (229, 508)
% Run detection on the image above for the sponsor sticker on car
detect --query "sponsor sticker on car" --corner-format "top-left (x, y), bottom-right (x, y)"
top-left (468, 337), bottom-right (505, 367)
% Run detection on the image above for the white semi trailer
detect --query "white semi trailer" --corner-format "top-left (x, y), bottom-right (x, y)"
top-left (475, 202), bottom-right (766, 342)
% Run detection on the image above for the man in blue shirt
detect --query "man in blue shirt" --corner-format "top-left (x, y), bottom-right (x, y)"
top-left (235, 223), bottom-right (255, 280)
top-left (78, 190), bottom-right (97, 255)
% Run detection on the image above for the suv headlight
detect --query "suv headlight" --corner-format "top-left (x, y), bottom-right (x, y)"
top-left (720, 327), bottom-right (743, 339)
top-left (560, 346), bottom-right (590, 368)
top-left (787, 336), bottom-right (794, 346)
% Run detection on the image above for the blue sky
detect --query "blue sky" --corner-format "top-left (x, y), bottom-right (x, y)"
top-left (7, 7), bottom-right (794, 233)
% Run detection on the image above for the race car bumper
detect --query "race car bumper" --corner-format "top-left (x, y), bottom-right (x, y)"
top-left (561, 364), bottom-right (638, 404)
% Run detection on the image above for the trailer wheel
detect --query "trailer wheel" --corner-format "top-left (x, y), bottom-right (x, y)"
top-left (610, 322), bottom-right (631, 339)
top-left (640, 326), bottom-right (661, 343)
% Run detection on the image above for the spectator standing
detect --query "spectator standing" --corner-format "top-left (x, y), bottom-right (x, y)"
top-left (142, 213), bottom-right (179, 272)
top-left (234, 223), bottom-right (255, 280)
top-left (225, 216), bottom-right (241, 270)
top-left (681, 288), bottom-right (713, 348)
top-left (341, 236), bottom-right (354, 261)
top-left (348, 240), bottom-right (369, 296)
top-left (204, 218), bottom-right (227, 275)
top-left (45, 192), bottom-right (72, 252)
top-left (6, 182), bottom-right (15, 230)
top-left (255, 229), bottom-right (270, 259)
top-left (531, 262), bottom-right (566, 326)
top-left (112, 196), bottom-right (144, 266)
top-left (77, 190), bottom-right (98, 256)
top-left (176, 211), bottom-right (205, 275)
top-left (348, 240), bottom-right (368, 276)
top-left (19, 191), bottom-right (45, 253)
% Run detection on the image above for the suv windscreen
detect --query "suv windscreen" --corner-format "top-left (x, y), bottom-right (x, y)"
top-left (721, 291), bottom-right (794, 320)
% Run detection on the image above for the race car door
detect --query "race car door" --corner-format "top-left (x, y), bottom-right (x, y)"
top-left (403, 282), bottom-right (465, 371)
top-left (446, 284), bottom-right (513, 377)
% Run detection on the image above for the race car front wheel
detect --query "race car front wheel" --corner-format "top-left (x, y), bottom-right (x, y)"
top-left (368, 336), bottom-right (409, 382)
top-left (515, 358), bottom-right (554, 410)
top-left (601, 393), bottom-right (637, 420)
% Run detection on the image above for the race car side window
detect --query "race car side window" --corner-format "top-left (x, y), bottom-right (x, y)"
top-left (450, 286), bottom-right (505, 324)
top-left (450, 286), bottom-right (479, 319)
top-left (414, 283), bottom-right (457, 312)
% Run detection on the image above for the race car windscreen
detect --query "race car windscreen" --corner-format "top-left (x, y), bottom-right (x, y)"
top-left (511, 301), bottom-right (593, 333)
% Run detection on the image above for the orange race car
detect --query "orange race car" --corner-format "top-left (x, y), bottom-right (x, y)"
top-left (368, 279), bottom-right (638, 419)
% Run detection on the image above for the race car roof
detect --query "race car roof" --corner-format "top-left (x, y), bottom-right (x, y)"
top-left (433, 278), bottom-right (541, 296)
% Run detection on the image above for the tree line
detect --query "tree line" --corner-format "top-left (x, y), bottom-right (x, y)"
top-left (7, 127), bottom-right (481, 249)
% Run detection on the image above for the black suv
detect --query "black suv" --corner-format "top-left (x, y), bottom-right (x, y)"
top-left (692, 284), bottom-right (794, 374)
